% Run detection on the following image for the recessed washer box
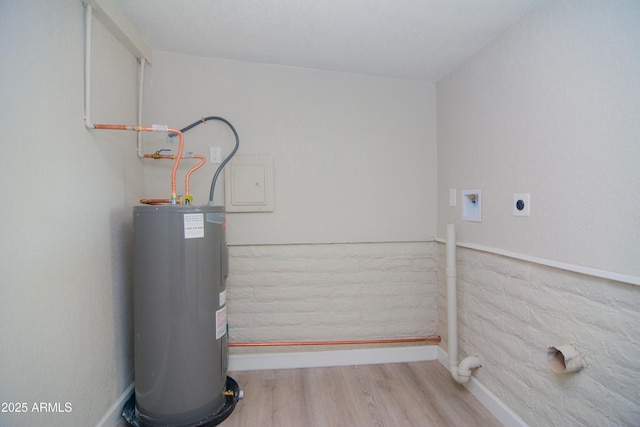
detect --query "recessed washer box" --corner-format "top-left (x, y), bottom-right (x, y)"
top-left (462, 189), bottom-right (482, 222)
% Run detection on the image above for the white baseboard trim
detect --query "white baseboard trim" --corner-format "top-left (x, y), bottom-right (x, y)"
top-left (436, 346), bottom-right (529, 427)
top-left (95, 382), bottom-right (134, 427)
top-left (228, 344), bottom-right (437, 371)
top-left (434, 238), bottom-right (640, 286)
top-left (98, 346), bottom-right (436, 426)
top-left (99, 346), bottom-right (524, 427)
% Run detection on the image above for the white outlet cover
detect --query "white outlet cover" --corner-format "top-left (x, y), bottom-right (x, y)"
top-left (210, 146), bottom-right (222, 164)
top-left (513, 193), bottom-right (530, 216)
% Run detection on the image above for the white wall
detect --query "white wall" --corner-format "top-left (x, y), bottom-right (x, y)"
top-left (138, 53), bottom-right (439, 354)
top-left (436, 0), bottom-right (640, 425)
top-left (437, 0), bottom-right (640, 278)
top-left (0, 1), bottom-right (142, 425)
top-left (11, 0), bottom-right (638, 425)
top-left (142, 53), bottom-right (437, 245)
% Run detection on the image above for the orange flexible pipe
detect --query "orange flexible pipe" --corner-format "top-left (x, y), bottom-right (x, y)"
top-left (141, 152), bottom-right (205, 204)
top-left (184, 154), bottom-right (206, 200)
top-left (168, 129), bottom-right (183, 204)
top-left (95, 124), bottom-right (183, 204)
top-left (228, 337), bottom-right (441, 347)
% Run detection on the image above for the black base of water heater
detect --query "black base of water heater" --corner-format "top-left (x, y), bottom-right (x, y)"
top-left (121, 376), bottom-right (240, 427)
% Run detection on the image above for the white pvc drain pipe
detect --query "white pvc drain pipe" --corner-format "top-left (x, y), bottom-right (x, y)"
top-left (446, 223), bottom-right (482, 384)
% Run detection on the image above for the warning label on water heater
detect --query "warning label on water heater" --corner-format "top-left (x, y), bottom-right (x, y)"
top-left (183, 213), bottom-right (204, 239)
top-left (216, 305), bottom-right (227, 340)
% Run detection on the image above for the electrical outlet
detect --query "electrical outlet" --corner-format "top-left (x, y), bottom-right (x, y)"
top-left (210, 146), bottom-right (222, 164)
top-left (513, 193), bottom-right (530, 216)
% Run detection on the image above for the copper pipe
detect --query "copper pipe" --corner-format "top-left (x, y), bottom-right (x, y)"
top-left (168, 129), bottom-right (183, 204)
top-left (141, 153), bottom-right (205, 204)
top-left (94, 124), bottom-right (135, 131)
top-left (185, 154), bottom-right (206, 199)
top-left (229, 337), bottom-right (440, 347)
top-left (94, 124), bottom-right (183, 204)
top-left (139, 199), bottom-right (172, 205)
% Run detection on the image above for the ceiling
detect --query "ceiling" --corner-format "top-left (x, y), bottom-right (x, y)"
top-left (113, 0), bottom-right (541, 81)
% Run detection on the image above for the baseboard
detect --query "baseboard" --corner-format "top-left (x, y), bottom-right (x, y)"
top-left (228, 344), bottom-right (437, 371)
top-left (99, 346), bottom-right (522, 427)
top-left (95, 382), bottom-right (134, 427)
top-left (98, 346), bottom-right (436, 426)
top-left (437, 346), bottom-right (529, 427)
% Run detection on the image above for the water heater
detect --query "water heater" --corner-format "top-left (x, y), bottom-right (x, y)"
top-left (129, 205), bottom-right (234, 426)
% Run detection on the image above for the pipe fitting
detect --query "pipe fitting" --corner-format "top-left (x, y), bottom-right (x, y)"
top-left (547, 344), bottom-right (584, 374)
top-left (458, 355), bottom-right (482, 377)
top-left (449, 355), bottom-right (482, 384)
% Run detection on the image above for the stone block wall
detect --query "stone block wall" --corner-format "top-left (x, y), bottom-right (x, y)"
top-left (226, 242), bottom-right (438, 347)
top-left (437, 244), bottom-right (640, 426)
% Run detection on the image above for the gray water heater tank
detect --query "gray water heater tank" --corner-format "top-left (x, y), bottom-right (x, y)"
top-left (132, 205), bottom-right (229, 426)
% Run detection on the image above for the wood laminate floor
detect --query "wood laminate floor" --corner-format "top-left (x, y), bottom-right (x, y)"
top-left (221, 361), bottom-right (502, 427)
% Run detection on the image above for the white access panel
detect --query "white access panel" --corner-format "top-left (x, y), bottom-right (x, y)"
top-left (225, 155), bottom-right (274, 212)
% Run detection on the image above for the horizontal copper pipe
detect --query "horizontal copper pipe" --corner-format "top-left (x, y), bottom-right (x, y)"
top-left (229, 337), bottom-right (441, 347)
top-left (139, 199), bottom-right (172, 205)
